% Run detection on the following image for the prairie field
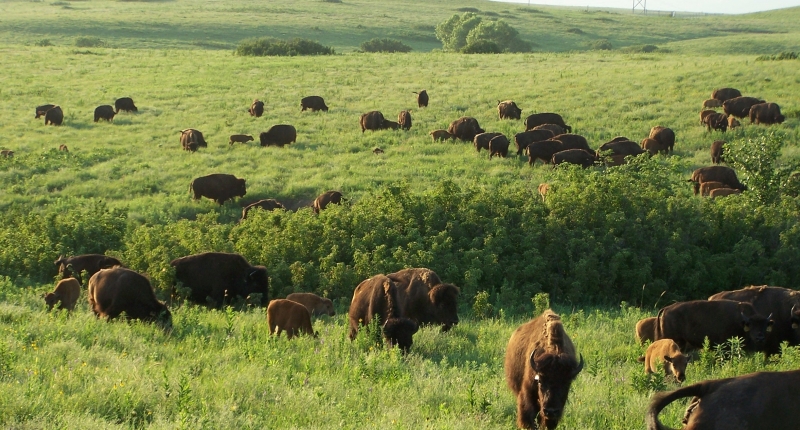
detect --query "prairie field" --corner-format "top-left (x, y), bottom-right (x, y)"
top-left (1, 0), bottom-right (800, 428)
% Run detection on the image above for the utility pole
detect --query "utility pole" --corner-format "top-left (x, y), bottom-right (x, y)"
top-left (633, 0), bottom-right (646, 14)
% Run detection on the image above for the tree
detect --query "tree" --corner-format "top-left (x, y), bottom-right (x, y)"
top-left (435, 12), bottom-right (482, 52)
top-left (435, 13), bottom-right (530, 53)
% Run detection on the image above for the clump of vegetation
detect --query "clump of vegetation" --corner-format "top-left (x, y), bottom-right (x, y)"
top-left (436, 12), bottom-right (530, 53)
top-left (755, 51), bottom-right (798, 61)
top-left (234, 37), bottom-right (334, 57)
top-left (35, 39), bottom-right (53, 47)
top-left (472, 291), bottom-right (493, 319)
top-left (359, 38), bottom-right (411, 53)
top-left (566, 28), bottom-right (585, 35)
top-left (462, 39), bottom-right (501, 54)
top-left (75, 36), bottom-right (105, 48)
top-left (586, 38), bottom-right (612, 50)
top-left (621, 44), bottom-right (664, 53)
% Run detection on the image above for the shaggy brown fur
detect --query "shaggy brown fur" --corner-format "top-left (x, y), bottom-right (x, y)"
top-left (300, 96), bottom-right (328, 112)
top-left (723, 96), bottom-right (765, 119)
top-left (649, 126), bottom-right (675, 153)
top-left (413, 90), bottom-right (428, 108)
top-left (88, 267), bottom-right (172, 330)
top-left (749, 102), bottom-right (785, 125)
top-left (702, 99), bottom-right (722, 108)
top-left (94, 105), bottom-right (116, 122)
top-left (286, 292), bottom-right (335, 317)
top-left (44, 106), bottom-right (63, 126)
top-left (170, 252), bottom-right (268, 308)
top-left (348, 274), bottom-right (419, 353)
top-left (709, 188), bottom-right (741, 198)
top-left (267, 299), bottom-right (315, 338)
top-left (387, 268), bottom-right (460, 332)
top-left (711, 87), bottom-right (742, 102)
top-left (688, 166), bottom-right (746, 195)
top-left (514, 129), bottom-right (555, 156)
top-left (249, 99), bottom-right (264, 117)
top-left (638, 339), bottom-right (689, 382)
top-left (498, 100), bottom-right (523, 120)
top-left (710, 140), bottom-right (725, 164)
top-left (190, 173), bottom-right (246, 205)
top-left (552, 149), bottom-right (597, 168)
top-left (312, 190), bottom-right (343, 214)
top-left (43, 278), bottom-right (81, 312)
top-left (532, 124), bottom-right (566, 136)
top-left (448, 117), bottom-right (485, 142)
top-left (489, 135), bottom-right (510, 159)
top-left (641, 138), bottom-right (669, 156)
top-left (114, 97), bottom-right (137, 113)
top-left (524, 113), bottom-right (571, 133)
top-left (635, 317), bottom-right (656, 344)
top-left (360, 111), bottom-right (385, 132)
top-left (698, 181), bottom-right (726, 197)
top-left (398, 110), bottom-right (412, 130)
top-left (180, 129), bottom-right (207, 152)
top-left (474, 132), bottom-right (503, 152)
top-left (54, 254), bottom-right (123, 286)
top-left (429, 129), bottom-right (454, 142)
top-left (241, 199), bottom-right (284, 221)
top-left (259, 125), bottom-right (296, 147)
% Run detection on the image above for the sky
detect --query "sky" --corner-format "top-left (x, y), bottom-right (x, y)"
top-left (492, 0), bottom-right (799, 15)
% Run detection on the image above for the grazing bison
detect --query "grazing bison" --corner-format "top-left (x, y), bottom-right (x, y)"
top-left (638, 339), bottom-right (689, 383)
top-left (702, 99), bottom-right (723, 108)
top-left (300, 95), bottom-right (328, 112)
top-left (43, 278), bottom-right (81, 312)
top-left (114, 97), bottom-right (137, 113)
top-left (474, 132), bottom-right (503, 152)
top-left (655, 299), bottom-right (774, 351)
top-left (711, 87), bottom-right (742, 102)
top-left (240, 199), bottom-right (284, 221)
top-left (348, 274), bottom-right (419, 353)
top-left (553, 149), bottom-right (597, 168)
top-left (88, 267), bottom-right (172, 330)
top-left (552, 134), bottom-right (592, 153)
top-left (728, 116), bottom-right (741, 129)
top-left (635, 317), bottom-right (657, 344)
top-left (688, 166), bottom-right (746, 195)
top-left (647, 369), bottom-right (800, 430)
top-left (249, 99), bottom-right (264, 117)
top-left (94, 105), bottom-right (116, 122)
top-left (267, 299), bottom-right (315, 339)
top-left (514, 130), bottom-right (555, 156)
top-left (489, 135), bottom-right (510, 159)
top-left (699, 109), bottom-right (716, 124)
top-left (413, 90), bottom-right (428, 108)
top-left (448, 117), bottom-right (485, 142)
top-left (649, 126), bottom-right (675, 153)
top-left (702, 112), bottom-right (728, 133)
top-left (538, 183), bottom-right (550, 201)
top-left (190, 173), bottom-right (246, 205)
top-left (641, 138), bottom-right (669, 156)
top-left (598, 139), bottom-right (646, 157)
top-left (44, 106), bottom-right (63, 126)
top-left (498, 100), bottom-right (523, 120)
top-left (372, 147), bottom-right (384, 154)
top-left (360, 111), bottom-right (385, 132)
top-left (505, 310), bottom-right (583, 430)
top-left (260, 124), bottom-right (296, 147)
top-left (723, 96), bottom-right (766, 119)
top-left (387, 268), bottom-right (460, 331)
top-left (398, 110), bottom-right (412, 130)
top-left (709, 188), bottom-right (740, 198)
top-left (286, 292), bottom-right (335, 317)
top-left (749, 102), bottom-right (785, 125)
top-left (54, 254), bottom-right (123, 286)
top-left (525, 113), bottom-right (571, 133)
top-left (171, 252), bottom-right (269, 308)
top-left (229, 134), bottom-right (254, 145)
top-left (0, 150), bottom-right (13, 158)
top-left (698, 181), bottom-right (727, 197)
top-left (35, 104), bottom-right (56, 119)
top-left (382, 119), bottom-right (400, 130)
top-left (58, 144), bottom-right (68, 152)
top-left (710, 140), bottom-right (725, 164)
top-left (429, 129), bottom-right (454, 142)
top-left (180, 129), bottom-right (207, 152)
top-left (533, 124), bottom-right (566, 136)
top-left (313, 190), bottom-right (343, 214)
top-left (526, 140), bottom-right (563, 166)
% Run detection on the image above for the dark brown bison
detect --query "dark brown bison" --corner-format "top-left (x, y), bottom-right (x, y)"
top-left (641, 138), bottom-right (669, 156)
top-left (702, 99), bottom-right (722, 108)
top-left (525, 113), bottom-right (571, 133)
top-left (688, 166), bottom-right (746, 195)
top-left (598, 139), bottom-right (646, 157)
top-left (709, 285), bottom-right (800, 354)
top-left (170, 252), bottom-right (269, 308)
top-left (58, 144), bottom-right (68, 152)
top-left (749, 102), bottom-right (785, 125)
top-left (474, 132), bottom-right (503, 152)
top-left (180, 129), bottom-right (207, 152)
top-left (372, 147), bottom-right (384, 154)
top-left (1, 150), bottom-right (14, 158)
top-left (699, 109), bottom-right (716, 124)
top-left (240, 199), bottom-right (284, 221)
top-left (382, 119), bottom-right (400, 130)
top-left (505, 310), bottom-right (583, 429)
top-left (54, 254), bottom-right (123, 285)
top-left (635, 317), bottom-right (657, 344)
top-left (514, 129), bottom-right (555, 156)
top-left (360, 111), bottom-right (385, 132)
top-left (190, 173), bottom-right (246, 205)
top-left (723, 96), bottom-right (766, 119)
top-left (43, 278), bottom-right (81, 312)
top-left (711, 87), bottom-right (742, 102)
top-left (348, 274), bottom-right (419, 353)
top-left (114, 97), bottom-right (137, 113)
top-left (498, 100), bottom-right (523, 120)
top-left (313, 190), bottom-right (343, 214)
top-left (649, 126), bottom-right (675, 153)
top-left (35, 104), bottom-right (56, 119)
top-left (489, 135), bottom-right (510, 159)
top-left (654, 299), bottom-right (774, 351)
top-left (398, 110), bottom-right (412, 130)
top-left (728, 116), bottom-right (741, 129)
top-left (710, 140), bottom-right (725, 164)
top-left (229, 134), bottom-right (254, 145)
top-left (94, 105), bottom-right (116, 122)
top-left (699, 181), bottom-right (727, 197)
top-left (260, 124), bottom-right (296, 147)
top-left (552, 134), bottom-right (592, 153)
top-left (88, 267), bottom-right (172, 330)
top-left (447, 117), bottom-right (485, 142)
top-left (532, 124), bottom-right (566, 136)
top-left (702, 112), bottom-right (728, 133)
top-left (286, 292), bottom-right (335, 317)
top-left (249, 99), bottom-right (264, 117)
top-left (44, 106), bottom-right (63, 126)
top-left (413, 90), bottom-right (428, 108)
top-left (429, 130), bottom-right (454, 141)
top-left (647, 369), bottom-right (800, 430)
top-left (709, 188), bottom-right (741, 198)
top-left (553, 149), bottom-right (597, 168)
top-left (526, 140), bottom-right (563, 166)
top-left (267, 299), bottom-right (315, 338)
top-left (387, 268), bottom-right (460, 332)
top-left (638, 339), bottom-right (689, 383)
top-left (300, 95), bottom-right (328, 112)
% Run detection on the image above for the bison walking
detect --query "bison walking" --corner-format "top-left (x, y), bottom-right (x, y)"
top-left (54, 254), bottom-right (123, 286)
top-left (514, 130), bottom-right (555, 156)
top-left (360, 111), bottom-right (385, 132)
top-left (429, 129), bottom-right (454, 142)
top-left (498, 100), bottom-right (522, 120)
top-left (43, 278), bottom-right (81, 312)
top-left (711, 87), bottom-right (742, 102)
top-left (348, 274), bottom-right (419, 353)
top-left (94, 105), bottom-right (116, 122)
top-left (524, 113), bottom-right (571, 133)
top-left (489, 135), bottom-right (510, 159)
top-left (638, 339), bottom-right (689, 383)
top-left (447, 117), bottom-right (485, 142)
top-left (723, 96), bottom-right (766, 119)
top-left (190, 173), bottom-right (246, 205)
top-left (114, 97), bottom-right (137, 113)
top-left (312, 190), bottom-right (343, 214)
top-left (300, 96), bottom-right (328, 112)
top-left (259, 125), bottom-right (296, 147)
top-left (88, 267), bottom-right (172, 330)
top-left (749, 102), bottom-right (785, 125)
top-left (170, 252), bottom-right (269, 308)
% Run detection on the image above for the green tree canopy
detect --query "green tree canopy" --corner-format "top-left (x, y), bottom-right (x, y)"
top-left (435, 13), bottom-right (530, 53)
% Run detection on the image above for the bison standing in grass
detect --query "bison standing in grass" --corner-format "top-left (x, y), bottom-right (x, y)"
top-left (723, 96), bottom-right (766, 119)
top-left (688, 166), bottom-right (746, 195)
top-left (448, 117), bottom-right (485, 142)
top-left (552, 134), bottom-right (592, 153)
top-left (43, 278), bottom-right (81, 312)
top-left (260, 125), bottom-right (296, 147)
top-left (710, 140), bottom-right (725, 164)
top-left (88, 267), bottom-right (172, 330)
top-left (44, 106), bottom-right (63, 126)
top-left (635, 317), bottom-right (657, 344)
top-left (749, 102), bottom-right (785, 125)
top-left (703, 112), bottom-right (728, 133)
top-left (709, 188), bottom-right (741, 198)
top-left (360, 111), bottom-right (385, 132)
top-left (114, 97), bottom-right (137, 113)
top-left (514, 130), bottom-right (555, 156)
top-left (229, 134), bottom-right (254, 145)
top-left (533, 124), bottom-right (566, 136)
top-left (638, 339), bottom-right (689, 383)
top-left (94, 105), bottom-right (115, 122)
top-left (702, 99), bottom-right (723, 108)
top-left (387, 268), bottom-right (460, 332)
top-left (286, 292), bottom-right (335, 317)
top-left (312, 190), bottom-right (343, 214)
top-left (525, 113), bottom-right (571, 133)
top-left (505, 310), bottom-right (583, 429)
top-left (553, 149), bottom-right (597, 168)
top-left (35, 104), bottom-right (55, 119)
top-left (267, 299), bottom-right (315, 339)
top-left (711, 87), bottom-right (742, 102)
top-left (526, 140), bottom-right (563, 166)
top-left (413, 90), bottom-right (428, 108)
top-left (474, 132), bottom-right (503, 152)
top-left (54, 254), bottom-right (123, 286)
top-left (180, 129), bottom-right (207, 152)
top-left (699, 181), bottom-right (727, 197)
top-left (240, 199), bottom-right (284, 221)
top-left (489, 135), bottom-right (510, 159)
top-left (171, 252), bottom-right (269, 308)
top-left (398, 110), bottom-right (412, 130)
top-left (429, 129), bottom-right (454, 142)
top-left (348, 274), bottom-right (419, 353)
top-left (300, 96), bottom-right (328, 112)
top-left (649, 126), bottom-right (675, 153)
top-left (641, 138), bottom-right (669, 156)
top-left (498, 100), bottom-right (522, 120)
top-left (190, 173), bottom-right (246, 205)
top-left (249, 99), bottom-right (264, 117)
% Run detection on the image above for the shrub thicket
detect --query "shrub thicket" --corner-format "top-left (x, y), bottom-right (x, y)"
top-left (435, 12), bottom-right (530, 53)
top-left (360, 38), bottom-right (412, 53)
top-left (234, 37), bottom-right (334, 57)
top-left (755, 51), bottom-right (798, 61)
top-left (75, 36), bottom-right (105, 48)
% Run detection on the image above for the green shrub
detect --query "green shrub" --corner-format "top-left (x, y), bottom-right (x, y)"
top-left (472, 291), bottom-right (493, 320)
top-left (621, 44), bottom-right (661, 53)
top-left (461, 39), bottom-right (501, 54)
top-left (360, 38), bottom-right (412, 53)
top-left (234, 37), bottom-right (334, 57)
top-left (586, 39), bottom-right (612, 50)
top-left (436, 13), bottom-right (530, 53)
top-left (755, 51), bottom-right (798, 61)
top-left (35, 39), bottom-right (53, 47)
top-left (75, 36), bottom-right (105, 48)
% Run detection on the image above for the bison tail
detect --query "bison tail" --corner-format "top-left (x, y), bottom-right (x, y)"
top-left (646, 382), bottom-right (707, 430)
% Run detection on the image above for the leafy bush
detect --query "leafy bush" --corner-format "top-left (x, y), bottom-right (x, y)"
top-left (586, 39), bottom-right (612, 50)
top-left (360, 38), bottom-right (412, 53)
top-left (755, 51), bottom-right (798, 61)
top-left (465, 20), bottom-right (530, 52)
top-left (436, 13), bottom-right (530, 53)
top-left (472, 291), bottom-right (493, 319)
top-left (461, 39), bottom-right (501, 54)
top-left (621, 44), bottom-right (662, 53)
top-left (75, 36), bottom-right (106, 48)
top-left (234, 37), bottom-right (334, 57)
top-left (35, 39), bottom-right (53, 47)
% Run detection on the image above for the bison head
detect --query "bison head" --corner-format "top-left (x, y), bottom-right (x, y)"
top-left (315, 298), bottom-right (335, 317)
top-left (429, 283), bottom-right (460, 332)
top-left (741, 311), bottom-right (774, 350)
top-left (241, 266), bottom-right (269, 304)
top-left (382, 317), bottom-right (418, 354)
top-left (236, 179), bottom-right (247, 198)
top-left (151, 305), bottom-right (173, 333)
top-left (43, 292), bottom-right (59, 311)
top-left (790, 304), bottom-right (800, 344)
top-left (664, 353), bottom-right (689, 383)
top-left (529, 349), bottom-right (584, 429)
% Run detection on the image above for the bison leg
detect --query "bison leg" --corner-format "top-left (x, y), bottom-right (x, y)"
top-left (516, 388), bottom-right (541, 429)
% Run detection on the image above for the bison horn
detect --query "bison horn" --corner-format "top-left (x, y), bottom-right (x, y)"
top-left (528, 348), bottom-right (545, 371)
top-left (792, 304), bottom-right (800, 315)
top-left (572, 354), bottom-right (585, 377)
top-left (247, 269), bottom-right (258, 279)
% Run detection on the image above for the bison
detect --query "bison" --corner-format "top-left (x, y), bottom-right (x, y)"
top-left (54, 254), bottom-right (123, 286)
top-left (229, 134), bottom-right (254, 145)
top-left (698, 181), bottom-right (727, 197)
top-left (552, 134), bottom-right (592, 153)
top-left (170, 252), bottom-right (269, 308)
top-left (300, 95), bottom-right (328, 112)
top-left (710, 188), bottom-right (741, 198)
top-left (382, 119), bottom-right (400, 130)
top-left (699, 109), bottom-right (716, 125)
top-left (348, 274), bottom-right (419, 353)
top-left (552, 149), bottom-right (597, 168)
top-left (647, 369), bottom-right (800, 430)
top-left (286, 292), bottom-right (335, 317)
top-left (526, 140), bottom-right (563, 166)
top-left (498, 100), bottom-right (523, 120)
top-left (636, 317), bottom-right (657, 344)
top-left (387, 268), bottom-right (460, 332)
top-left (489, 135), bottom-right (510, 159)
top-left (249, 99), bottom-right (264, 117)
top-left (267, 299), bottom-right (315, 338)
top-left (525, 113), bottom-right (571, 133)
top-left (114, 97), bottom-right (137, 113)
top-left (260, 124), bottom-right (296, 147)
top-left (723, 96), bottom-right (766, 119)
top-left (598, 139), bottom-right (646, 157)
top-left (58, 144), bottom-right (68, 152)
top-left (447, 117), bottom-right (485, 142)
top-left (190, 173), bottom-right (246, 205)
top-left (711, 87), bottom-right (742, 102)
top-left (749, 102), bottom-right (785, 125)
top-left (702, 112), bottom-right (728, 133)
top-left (638, 339), bottom-right (689, 383)
top-left (514, 129), bottom-right (555, 156)
top-left (474, 132), bottom-right (503, 152)
top-left (728, 116), bottom-right (741, 129)
top-left (1, 150), bottom-right (14, 158)
top-left (649, 126), bottom-right (675, 153)
top-left (413, 90), bottom-right (428, 108)
top-left (44, 106), bottom-right (63, 126)
top-left (88, 267), bottom-right (172, 330)
top-left (93, 105), bottom-right (115, 122)
top-left (429, 129), bottom-right (454, 142)
top-left (180, 129), bottom-right (207, 152)
top-left (240, 199), bottom-right (284, 221)
top-left (641, 138), bottom-right (669, 156)
top-left (360, 111), bottom-right (385, 132)
top-left (43, 277), bottom-right (81, 312)
top-left (710, 140), bottom-right (725, 164)
top-left (505, 310), bottom-right (583, 429)
top-left (538, 183), bottom-right (550, 201)
top-left (532, 124), bottom-right (566, 136)
top-left (312, 190), bottom-right (343, 214)
top-left (372, 147), bottom-right (384, 155)
top-left (688, 166), bottom-right (746, 195)
top-left (35, 104), bottom-right (56, 119)
top-left (702, 99), bottom-right (723, 108)
top-left (398, 110), bottom-right (412, 130)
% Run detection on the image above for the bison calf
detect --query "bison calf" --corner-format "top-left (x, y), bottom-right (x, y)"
top-left (709, 187), bottom-right (741, 198)
top-left (43, 277), bottom-right (81, 312)
top-left (286, 292), bottom-right (335, 317)
top-left (267, 299), bottom-right (316, 339)
top-left (0, 150), bottom-right (13, 158)
top-left (229, 134), bottom-right (254, 145)
top-left (699, 181), bottom-right (727, 197)
top-left (429, 129), bottom-right (454, 142)
top-left (474, 132), bottom-right (502, 152)
top-left (638, 339), bottom-right (689, 383)
top-left (702, 98), bottom-right (723, 108)
top-left (312, 190), bottom-right (342, 214)
top-left (635, 317), bottom-right (657, 344)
